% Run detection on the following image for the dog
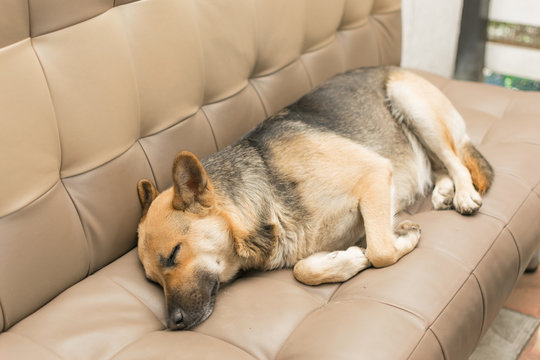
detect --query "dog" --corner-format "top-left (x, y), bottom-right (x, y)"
top-left (136, 66), bottom-right (493, 330)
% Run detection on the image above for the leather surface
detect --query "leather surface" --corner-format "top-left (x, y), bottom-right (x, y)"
top-left (0, 0), bottom-right (403, 332)
top-left (139, 110), bottom-right (218, 192)
top-left (0, 183), bottom-right (89, 329)
top-left (62, 143), bottom-right (155, 273)
top-left (1, 0), bottom-right (539, 359)
top-left (0, 0), bottom-right (29, 48)
top-left (0, 40), bottom-right (60, 218)
top-left (32, 11), bottom-right (140, 178)
top-left (29, 0), bottom-right (114, 37)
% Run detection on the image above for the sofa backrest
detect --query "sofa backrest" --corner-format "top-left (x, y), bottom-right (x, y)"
top-left (0, 0), bottom-right (401, 331)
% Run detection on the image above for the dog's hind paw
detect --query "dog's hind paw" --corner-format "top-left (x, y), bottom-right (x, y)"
top-left (394, 220), bottom-right (421, 252)
top-left (453, 189), bottom-right (482, 215)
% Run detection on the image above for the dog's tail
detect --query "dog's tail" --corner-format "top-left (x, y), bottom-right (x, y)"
top-left (460, 142), bottom-right (494, 195)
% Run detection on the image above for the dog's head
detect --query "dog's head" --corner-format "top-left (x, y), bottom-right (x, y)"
top-left (136, 151), bottom-right (241, 330)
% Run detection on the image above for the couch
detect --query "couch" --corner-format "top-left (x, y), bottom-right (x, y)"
top-left (1, 0), bottom-right (539, 359)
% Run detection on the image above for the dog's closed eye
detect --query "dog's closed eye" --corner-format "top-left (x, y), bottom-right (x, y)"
top-left (160, 243), bottom-right (181, 268)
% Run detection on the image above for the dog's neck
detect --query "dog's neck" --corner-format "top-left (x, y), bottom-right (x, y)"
top-left (212, 190), bottom-right (281, 272)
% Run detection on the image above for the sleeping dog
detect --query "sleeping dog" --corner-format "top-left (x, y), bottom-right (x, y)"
top-left (136, 67), bottom-right (493, 330)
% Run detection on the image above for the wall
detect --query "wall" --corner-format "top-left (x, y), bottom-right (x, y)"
top-left (401, 0), bottom-right (464, 77)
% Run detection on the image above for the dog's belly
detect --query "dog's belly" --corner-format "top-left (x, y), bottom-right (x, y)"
top-left (309, 199), bottom-right (366, 253)
top-left (272, 194), bottom-right (365, 268)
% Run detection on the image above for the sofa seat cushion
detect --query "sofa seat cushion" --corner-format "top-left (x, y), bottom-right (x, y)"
top-left (1, 72), bottom-right (539, 360)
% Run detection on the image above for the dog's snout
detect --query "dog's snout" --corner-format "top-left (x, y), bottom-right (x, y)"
top-left (167, 308), bottom-right (186, 330)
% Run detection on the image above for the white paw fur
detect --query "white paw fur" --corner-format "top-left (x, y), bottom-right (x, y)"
top-left (394, 220), bottom-right (421, 253)
top-left (293, 246), bottom-right (371, 286)
top-left (432, 178), bottom-right (455, 210)
top-left (453, 189), bottom-right (482, 215)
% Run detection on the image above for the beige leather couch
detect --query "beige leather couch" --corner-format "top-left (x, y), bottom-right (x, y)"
top-left (1, 0), bottom-right (539, 359)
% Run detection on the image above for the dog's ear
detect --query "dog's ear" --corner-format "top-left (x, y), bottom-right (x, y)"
top-left (137, 179), bottom-right (159, 217)
top-left (172, 151), bottom-right (215, 212)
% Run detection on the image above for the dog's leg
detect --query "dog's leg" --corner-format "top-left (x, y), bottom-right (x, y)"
top-left (293, 247), bottom-right (371, 285)
top-left (386, 69), bottom-right (493, 215)
top-left (356, 160), bottom-right (421, 268)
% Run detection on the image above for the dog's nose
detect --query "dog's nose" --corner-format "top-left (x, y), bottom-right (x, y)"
top-left (168, 309), bottom-right (186, 330)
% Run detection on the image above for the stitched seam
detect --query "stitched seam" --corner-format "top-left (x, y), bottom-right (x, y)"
top-left (191, 332), bottom-right (259, 360)
top-left (425, 255), bottom-right (490, 329)
top-left (498, 139), bottom-right (540, 146)
top-left (331, 298), bottom-right (426, 323)
top-left (276, 298), bottom-right (425, 360)
top-left (476, 209), bottom-right (509, 225)
top-left (371, 7), bottom-right (401, 16)
top-left (480, 91), bottom-right (517, 145)
top-left (327, 281), bottom-right (343, 302)
top-left (491, 168), bottom-right (533, 188)
top-left (371, 17), bottom-right (383, 65)
top-left (502, 187), bottom-right (539, 273)
top-left (248, 79), bottom-right (269, 118)
top-left (371, 12), bottom-right (394, 41)
top-left (0, 297), bottom-right (5, 332)
top-left (421, 195), bottom-right (537, 357)
top-left (0, 179), bottom-right (59, 221)
top-left (26, 0), bottom-right (31, 38)
top-left (405, 331), bottom-right (429, 359)
top-left (200, 107), bottom-right (220, 151)
top-left (138, 110), bottom-right (198, 140)
top-left (93, 275), bottom-right (163, 326)
top-left (299, 57), bottom-right (314, 89)
top-left (204, 82), bottom-right (250, 106)
top-left (339, 8), bottom-right (401, 32)
top-left (507, 227), bottom-right (522, 277)
top-left (60, 180), bottom-right (92, 276)
top-left (274, 304), bottom-right (326, 360)
top-left (30, 7), bottom-right (113, 39)
top-left (60, 141), bottom-right (137, 180)
top-left (136, 140), bottom-right (158, 190)
top-left (430, 329), bottom-right (447, 360)
top-left (472, 274), bottom-right (487, 339)
top-left (250, 58), bottom-right (301, 80)
top-left (8, 331), bottom-right (64, 359)
top-left (242, 275), bottom-right (329, 305)
top-left (109, 329), bottom-right (258, 360)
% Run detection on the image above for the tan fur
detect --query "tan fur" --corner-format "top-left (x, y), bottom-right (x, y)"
top-left (440, 117), bottom-right (457, 155)
top-left (136, 67), bottom-right (493, 329)
top-left (386, 68), bottom-right (490, 215)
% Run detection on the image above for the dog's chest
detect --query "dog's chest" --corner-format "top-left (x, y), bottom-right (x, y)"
top-left (267, 192), bottom-right (365, 269)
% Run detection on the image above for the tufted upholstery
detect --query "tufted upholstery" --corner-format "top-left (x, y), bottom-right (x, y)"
top-left (1, 0), bottom-right (539, 359)
top-left (0, 0), bottom-right (400, 330)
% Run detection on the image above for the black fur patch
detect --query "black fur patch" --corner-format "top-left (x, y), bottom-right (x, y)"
top-left (245, 223), bottom-right (277, 261)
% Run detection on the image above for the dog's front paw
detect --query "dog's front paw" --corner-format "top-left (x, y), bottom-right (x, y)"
top-left (293, 247), bottom-right (371, 285)
top-left (453, 189), bottom-right (482, 215)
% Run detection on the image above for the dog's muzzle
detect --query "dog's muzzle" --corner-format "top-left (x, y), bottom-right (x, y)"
top-left (166, 275), bottom-right (219, 330)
